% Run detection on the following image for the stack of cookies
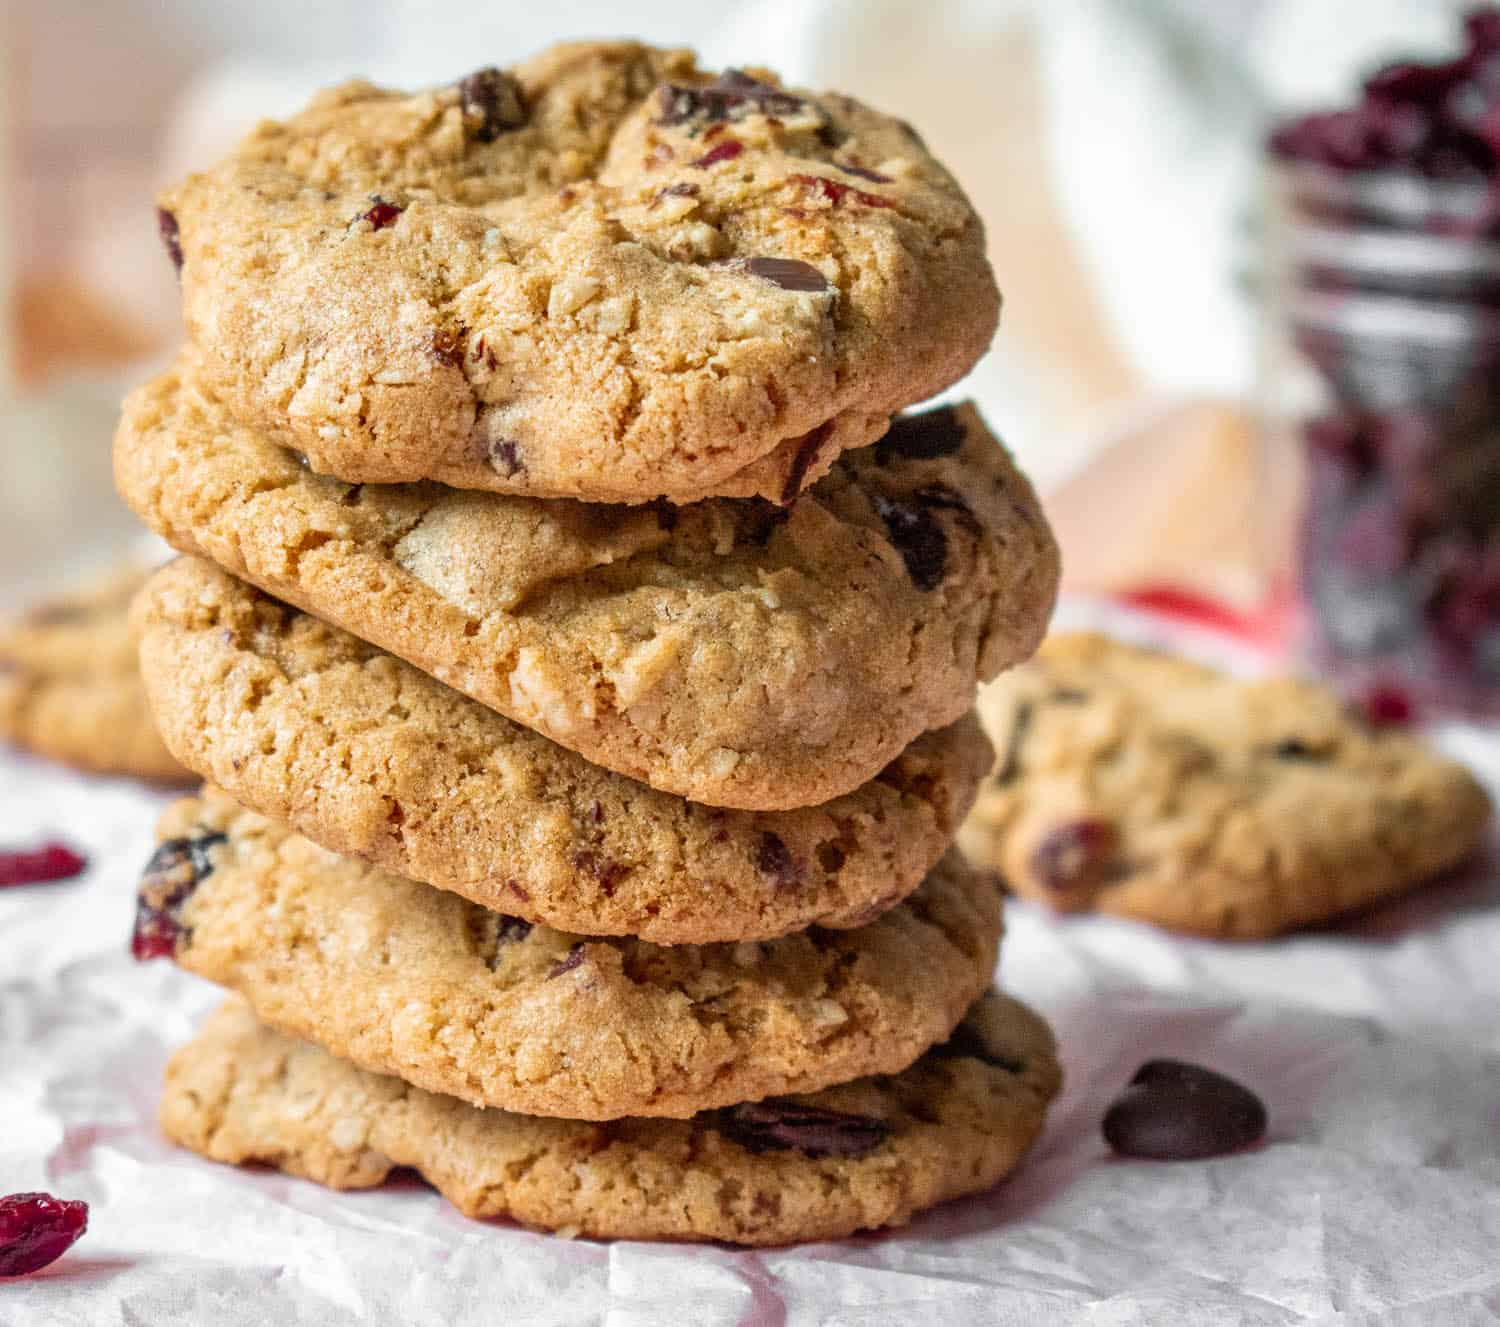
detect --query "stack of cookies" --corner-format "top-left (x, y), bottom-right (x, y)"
top-left (114, 42), bottom-right (1063, 1245)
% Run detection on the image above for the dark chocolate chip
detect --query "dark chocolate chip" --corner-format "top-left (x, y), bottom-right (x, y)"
top-left (497, 916), bottom-right (533, 945)
top-left (654, 70), bottom-right (811, 129)
top-left (1103, 1060), bottom-right (1267, 1160)
top-left (874, 405), bottom-right (966, 465)
top-left (929, 1022), bottom-right (1025, 1074)
top-left (835, 161), bottom-right (893, 184)
top-left (910, 483), bottom-right (981, 534)
top-left (872, 492), bottom-right (948, 591)
top-left (355, 196), bottom-right (404, 230)
top-left (779, 421), bottom-right (835, 505)
top-left (992, 701), bottom-right (1034, 787)
top-left (755, 832), bottom-right (803, 890)
top-left (572, 850), bottom-right (631, 897)
top-left (737, 501), bottom-right (792, 547)
top-left (1049, 688), bottom-right (1089, 704)
top-left (1029, 819), bottom-right (1118, 892)
top-left (734, 256), bottom-right (829, 293)
top-left (711, 1100), bottom-right (891, 1157)
top-left (479, 913), bottom-right (533, 970)
top-left (546, 944), bottom-right (586, 979)
top-left (130, 832), bottom-right (227, 960)
top-left (156, 207), bottom-right (183, 273)
top-left (459, 67), bottom-right (528, 141)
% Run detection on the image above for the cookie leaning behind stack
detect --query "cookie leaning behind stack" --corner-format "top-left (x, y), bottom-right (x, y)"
top-left (118, 40), bottom-right (1064, 1245)
top-left (0, 565), bottom-right (186, 782)
top-left (962, 633), bottom-right (1492, 937)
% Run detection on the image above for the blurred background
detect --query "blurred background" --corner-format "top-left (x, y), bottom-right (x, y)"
top-left (2, 0), bottom-right (1495, 717)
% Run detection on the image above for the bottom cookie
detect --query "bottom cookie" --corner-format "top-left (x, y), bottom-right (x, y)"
top-left (162, 993), bottom-right (1061, 1247)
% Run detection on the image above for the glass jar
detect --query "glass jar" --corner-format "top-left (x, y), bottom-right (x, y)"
top-left (1259, 159), bottom-right (1500, 721)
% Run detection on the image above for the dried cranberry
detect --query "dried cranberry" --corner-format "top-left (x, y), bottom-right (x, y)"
top-left (655, 71), bottom-right (811, 129)
top-left (1270, 8), bottom-right (1500, 183)
top-left (546, 944), bottom-right (586, 979)
top-left (874, 405), bottom-right (966, 465)
top-left (1362, 684), bottom-right (1414, 725)
top-left (1103, 1060), bottom-right (1267, 1161)
top-left (755, 832), bottom-right (802, 890)
top-left (835, 161), bottom-right (892, 184)
top-left (130, 832), bottom-right (226, 960)
top-left (1029, 819), bottom-right (1118, 892)
top-left (1468, 10), bottom-right (1500, 52)
top-left (458, 67), bottom-right (527, 142)
top-left (692, 139), bottom-right (744, 169)
top-left (156, 207), bottom-right (183, 273)
top-left (572, 851), bottom-right (630, 897)
top-left (711, 1100), bottom-right (891, 1157)
top-left (789, 173), bottom-right (892, 208)
top-left (0, 842), bottom-right (87, 888)
top-left (0, 1192), bottom-right (88, 1278)
top-left (355, 197), bottom-right (404, 230)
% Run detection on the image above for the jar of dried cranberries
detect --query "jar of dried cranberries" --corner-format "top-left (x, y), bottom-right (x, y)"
top-left (1261, 9), bottom-right (1500, 722)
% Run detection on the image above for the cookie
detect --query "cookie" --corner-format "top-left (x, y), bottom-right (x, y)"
top-left (162, 990), bottom-right (1059, 1246)
top-left (115, 363), bottom-right (1058, 810)
top-left (0, 565), bottom-right (186, 782)
top-left (136, 557), bottom-right (990, 944)
top-left (960, 632), bottom-right (1493, 937)
top-left (158, 41), bottom-right (999, 505)
top-left (139, 790), bottom-right (1004, 1119)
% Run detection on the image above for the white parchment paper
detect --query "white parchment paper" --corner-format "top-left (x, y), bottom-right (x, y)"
top-left (2, 598), bottom-right (1497, 1327)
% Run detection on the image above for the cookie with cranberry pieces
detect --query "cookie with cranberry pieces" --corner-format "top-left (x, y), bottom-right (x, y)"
top-left (134, 556), bottom-right (991, 944)
top-left (162, 990), bottom-right (1058, 1245)
top-left (156, 41), bottom-right (998, 504)
top-left (140, 789), bottom-right (1005, 1120)
top-left (115, 365), bottom-right (1058, 811)
top-left (960, 632), bottom-right (1492, 937)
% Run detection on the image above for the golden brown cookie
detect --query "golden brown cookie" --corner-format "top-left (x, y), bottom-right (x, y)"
top-left (162, 991), bottom-right (1059, 1246)
top-left (0, 565), bottom-right (186, 782)
top-left (135, 556), bottom-right (990, 944)
top-left (136, 790), bottom-right (1005, 1120)
top-left (961, 632), bottom-right (1493, 937)
top-left (115, 363), bottom-right (1058, 810)
top-left (158, 42), bottom-right (998, 504)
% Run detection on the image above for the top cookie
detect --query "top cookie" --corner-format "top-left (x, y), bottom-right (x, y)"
top-left (0, 565), bottom-right (186, 783)
top-left (158, 41), bottom-right (999, 504)
top-left (960, 633), bottom-right (1493, 937)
